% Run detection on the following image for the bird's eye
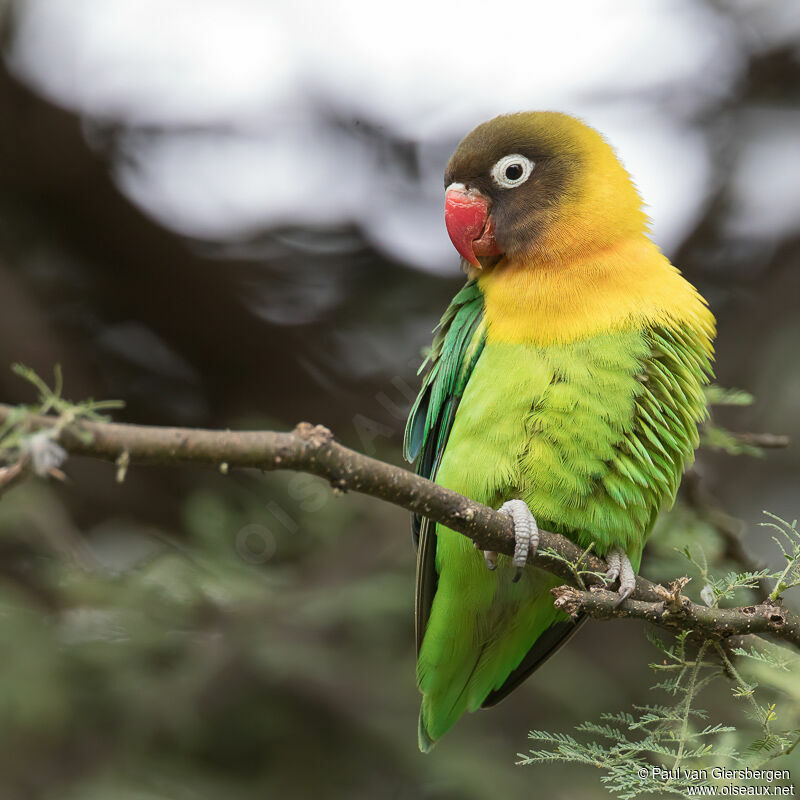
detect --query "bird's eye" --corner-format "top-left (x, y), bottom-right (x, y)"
top-left (491, 154), bottom-right (534, 189)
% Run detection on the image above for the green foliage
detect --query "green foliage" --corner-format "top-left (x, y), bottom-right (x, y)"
top-left (520, 496), bottom-right (800, 797)
top-left (651, 507), bottom-right (800, 610)
top-left (0, 364), bottom-right (124, 464)
top-left (703, 385), bottom-right (755, 407)
top-left (646, 504), bottom-right (724, 589)
top-left (681, 544), bottom-right (770, 608)
top-left (760, 513), bottom-right (800, 603)
top-left (518, 633), bottom-right (734, 798)
top-left (540, 542), bottom-right (606, 590)
top-left (701, 384), bottom-right (763, 456)
top-left (680, 511), bottom-right (800, 607)
top-left (726, 642), bottom-right (800, 762)
top-left (0, 471), bottom-right (440, 799)
top-left (700, 426), bottom-right (763, 457)
top-left (519, 630), bottom-right (800, 798)
top-left (0, 373), bottom-right (796, 798)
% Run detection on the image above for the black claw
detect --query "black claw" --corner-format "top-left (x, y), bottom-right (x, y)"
top-left (614, 589), bottom-right (633, 608)
top-left (512, 567), bottom-right (523, 583)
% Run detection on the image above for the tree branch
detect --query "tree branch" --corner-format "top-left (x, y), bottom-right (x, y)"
top-left (551, 581), bottom-right (800, 648)
top-left (1, 402), bottom-right (798, 651)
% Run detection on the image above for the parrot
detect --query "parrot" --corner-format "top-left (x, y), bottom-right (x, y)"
top-left (403, 111), bottom-right (715, 752)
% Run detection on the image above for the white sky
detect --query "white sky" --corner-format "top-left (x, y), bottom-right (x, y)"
top-left (7, 0), bottom-right (798, 272)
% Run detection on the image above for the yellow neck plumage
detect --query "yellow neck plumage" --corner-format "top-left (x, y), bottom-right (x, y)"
top-left (478, 235), bottom-right (715, 348)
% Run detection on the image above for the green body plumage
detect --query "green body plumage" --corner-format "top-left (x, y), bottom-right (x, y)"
top-left (407, 283), bottom-right (712, 748)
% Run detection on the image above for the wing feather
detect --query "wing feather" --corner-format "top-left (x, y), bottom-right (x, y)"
top-left (404, 280), bottom-right (486, 654)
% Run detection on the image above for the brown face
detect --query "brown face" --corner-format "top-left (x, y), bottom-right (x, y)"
top-left (443, 114), bottom-right (582, 265)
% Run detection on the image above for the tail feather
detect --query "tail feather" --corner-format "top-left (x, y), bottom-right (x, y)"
top-left (418, 711), bottom-right (436, 753)
top-left (417, 559), bottom-right (566, 748)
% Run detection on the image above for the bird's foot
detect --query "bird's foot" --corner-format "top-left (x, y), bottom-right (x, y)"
top-left (473, 540), bottom-right (498, 569)
top-left (481, 548), bottom-right (498, 570)
top-left (475, 500), bottom-right (538, 578)
top-left (498, 499), bottom-right (539, 583)
top-left (605, 546), bottom-right (635, 604)
top-left (473, 542), bottom-right (497, 571)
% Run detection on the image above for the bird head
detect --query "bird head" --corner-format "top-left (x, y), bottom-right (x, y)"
top-left (443, 112), bottom-right (649, 269)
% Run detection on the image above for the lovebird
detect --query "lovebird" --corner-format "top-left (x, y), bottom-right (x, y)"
top-left (404, 112), bottom-right (715, 752)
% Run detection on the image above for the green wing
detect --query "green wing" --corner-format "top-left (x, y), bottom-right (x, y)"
top-left (404, 279), bottom-right (486, 653)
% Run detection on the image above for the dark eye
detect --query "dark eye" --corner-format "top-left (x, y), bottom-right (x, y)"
top-left (491, 154), bottom-right (534, 189)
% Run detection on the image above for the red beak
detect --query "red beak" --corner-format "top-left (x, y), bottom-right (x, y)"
top-left (444, 186), bottom-right (500, 267)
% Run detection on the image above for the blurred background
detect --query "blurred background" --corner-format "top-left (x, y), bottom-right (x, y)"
top-left (0, 0), bottom-right (798, 797)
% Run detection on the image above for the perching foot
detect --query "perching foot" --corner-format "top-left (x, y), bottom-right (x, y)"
top-left (605, 546), bottom-right (635, 604)
top-left (498, 499), bottom-right (539, 583)
top-left (474, 540), bottom-right (497, 570)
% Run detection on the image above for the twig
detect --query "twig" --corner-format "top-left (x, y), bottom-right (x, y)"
top-left (673, 640), bottom-right (710, 775)
top-left (0, 404), bottom-right (658, 597)
top-left (0, 456), bottom-right (29, 499)
top-left (1, 403), bottom-right (799, 651)
top-left (732, 432), bottom-right (790, 449)
top-left (714, 642), bottom-right (772, 737)
top-left (683, 467), bottom-right (770, 599)
top-left (550, 584), bottom-right (800, 649)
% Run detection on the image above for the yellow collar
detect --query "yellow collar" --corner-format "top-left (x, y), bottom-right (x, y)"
top-left (478, 236), bottom-right (715, 347)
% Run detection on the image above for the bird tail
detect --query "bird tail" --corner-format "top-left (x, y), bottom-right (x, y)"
top-left (416, 561), bottom-right (568, 750)
top-left (418, 710), bottom-right (436, 754)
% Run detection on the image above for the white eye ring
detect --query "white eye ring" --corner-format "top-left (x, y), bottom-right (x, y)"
top-left (491, 154), bottom-right (534, 189)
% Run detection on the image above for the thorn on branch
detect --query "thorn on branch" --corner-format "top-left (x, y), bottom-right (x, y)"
top-left (115, 449), bottom-right (130, 483)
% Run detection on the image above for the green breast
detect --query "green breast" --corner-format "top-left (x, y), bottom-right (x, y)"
top-left (435, 323), bottom-right (710, 559)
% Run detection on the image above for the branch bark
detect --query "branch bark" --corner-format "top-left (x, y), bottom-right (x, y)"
top-left (552, 583), bottom-right (800, 646)
top-left (1, 402), bottom-right (798, 651)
